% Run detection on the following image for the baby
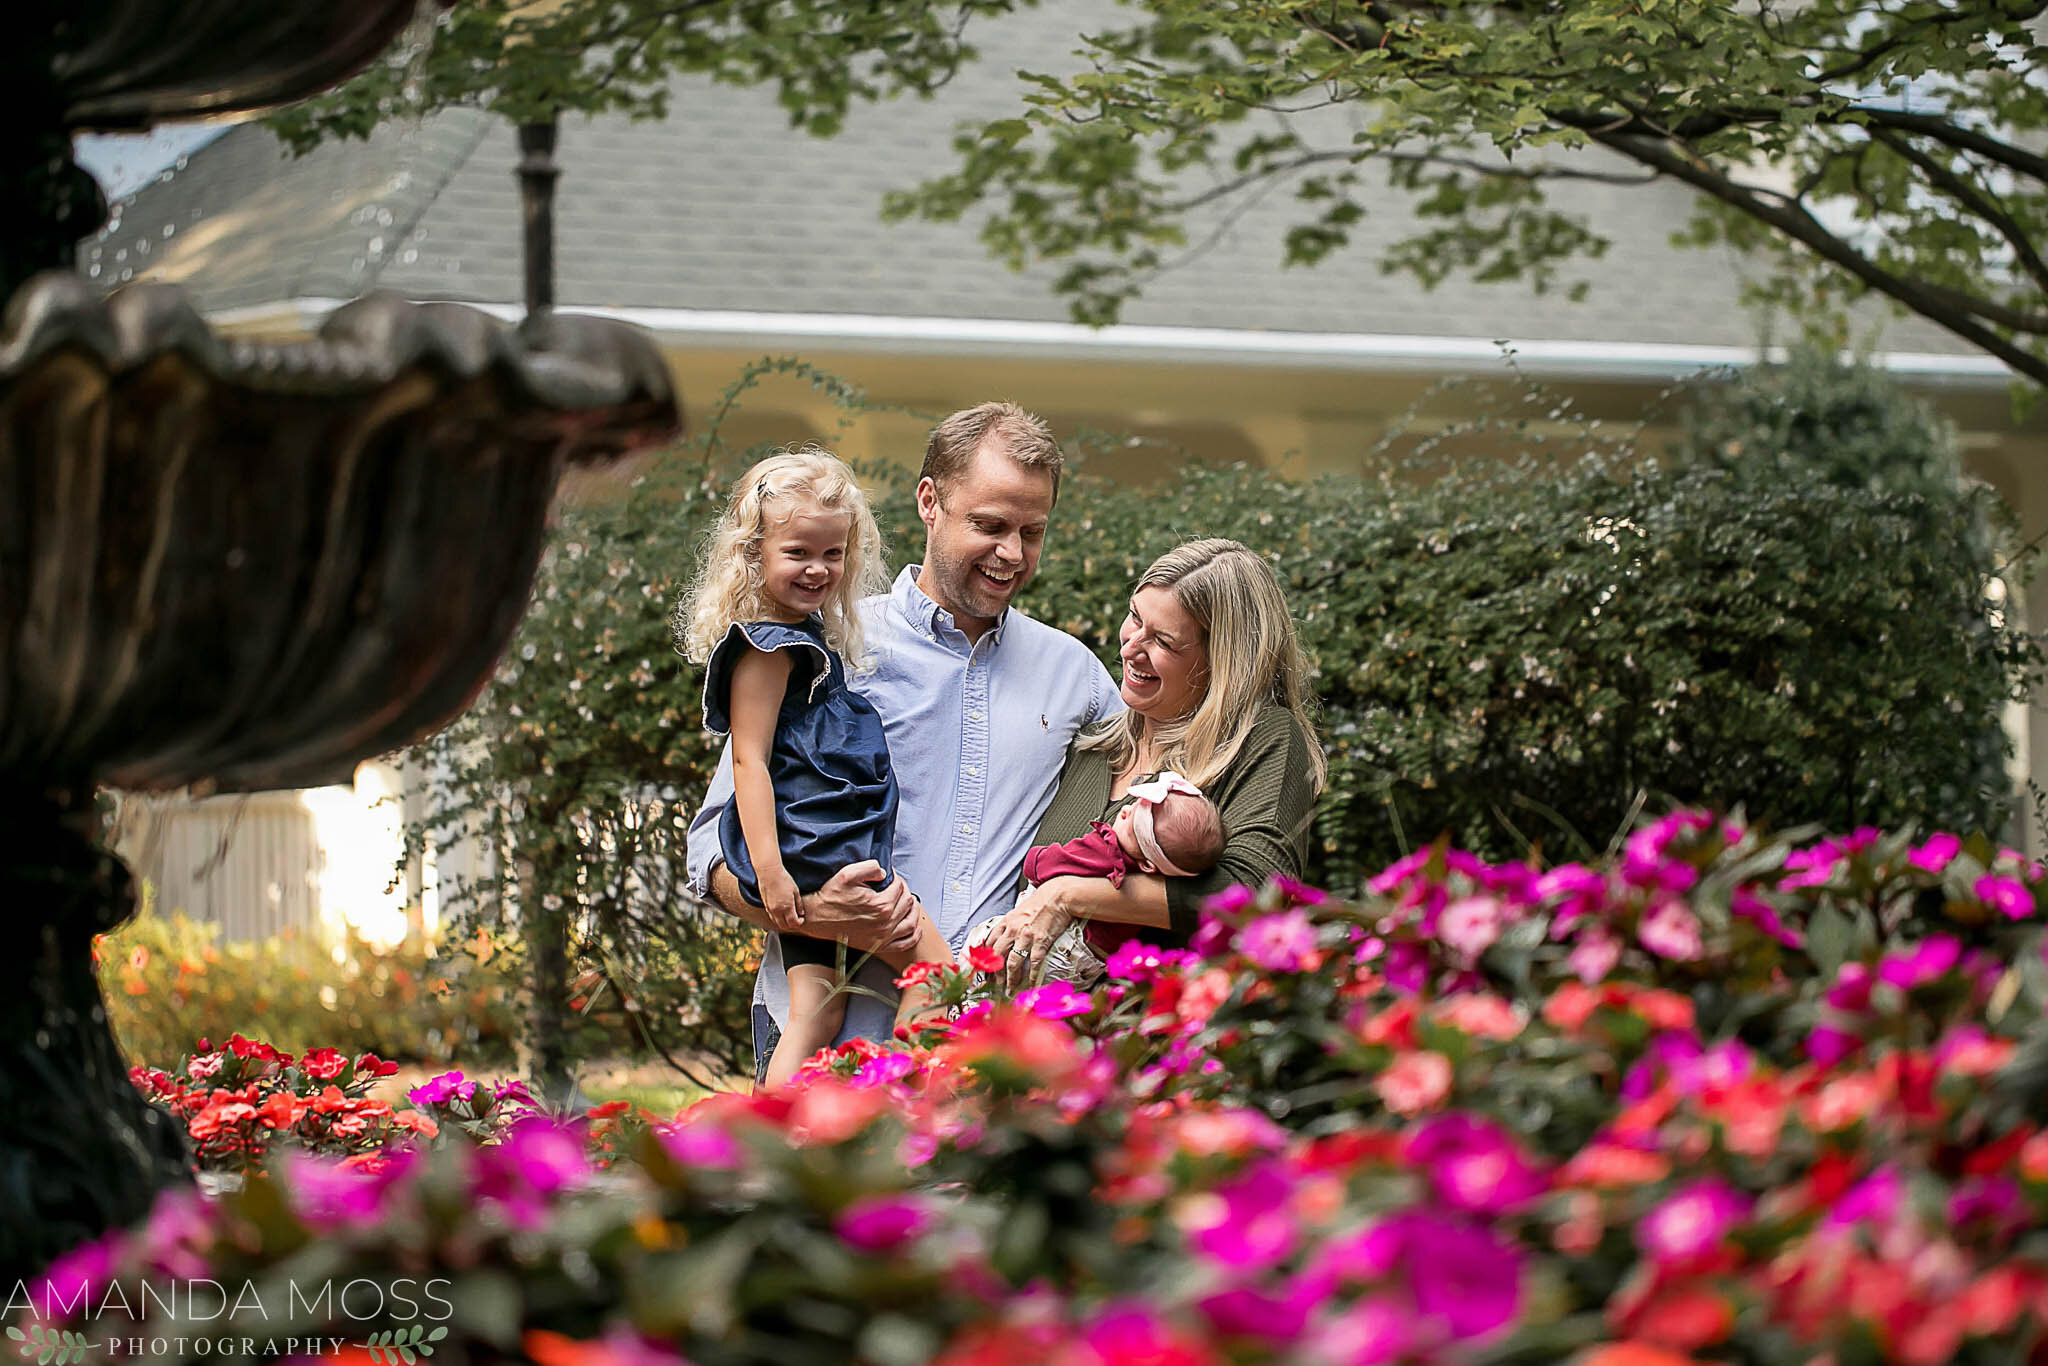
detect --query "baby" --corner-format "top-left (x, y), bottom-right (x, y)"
top-left (977, 773), bottom-right (1226, 986)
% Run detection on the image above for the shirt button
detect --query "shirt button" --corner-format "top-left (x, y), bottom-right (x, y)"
top-left (952, 879), bottom-right (965, 891)
top-left (960, 823), bottom-right (973, 834)
top-left (969, 710), bottom-right (983, 721)
top-left (966, 766), bottom-right (980, 777)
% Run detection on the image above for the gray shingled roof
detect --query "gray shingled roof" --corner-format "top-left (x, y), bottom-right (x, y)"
top-left (85, 0), bottom-right (1974, 356)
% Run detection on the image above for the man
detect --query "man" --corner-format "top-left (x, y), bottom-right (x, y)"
top-left (686, 402), bottom-right (1123, 1075)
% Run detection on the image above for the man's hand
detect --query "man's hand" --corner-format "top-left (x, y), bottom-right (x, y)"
top-left (983, 881), bottom-right (1079, 991)
top-left (801, 861), bottom-right (921, 958)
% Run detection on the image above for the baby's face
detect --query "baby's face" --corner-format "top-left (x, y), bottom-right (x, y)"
top-left (1112, 802), bottom-right (1148, 865)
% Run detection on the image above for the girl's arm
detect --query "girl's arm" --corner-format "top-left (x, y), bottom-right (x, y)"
top-left (727, 645), bottom-right (802, 931)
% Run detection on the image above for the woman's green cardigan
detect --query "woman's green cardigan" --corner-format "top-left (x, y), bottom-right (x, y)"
top-left (1025, 703), bottom-right (1320, 942)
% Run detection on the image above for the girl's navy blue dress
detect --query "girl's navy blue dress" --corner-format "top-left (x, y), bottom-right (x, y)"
top-left (703, 618), bottom-right (898, 969)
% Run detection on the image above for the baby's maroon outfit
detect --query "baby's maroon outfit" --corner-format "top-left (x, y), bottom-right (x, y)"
top-left (1022, 821), bottom-right (1143, 957)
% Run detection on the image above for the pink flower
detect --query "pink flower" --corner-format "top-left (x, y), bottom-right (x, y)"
top-left (298, 1047), bottom-right (348, 1081)
top-left (1637, 1179), bottom-right (1752, 1264)
top-left (474, 1117), bottom-right (591, 1228)
top-left (1405, 1114), bottom-right (1547, 1215)
top-left (1878, 935), bottom-right (1962, 990)
top-left (1567, 929), bottom-right (1622, 984)
top-left (834, 1194), bottom-right (932, 1252)
top-left (1437, 896), bottom-right (1504, 960)
top-left (1910, 832), bottom-right (1961, 874)
top-left (1637, 900), bottom-right (1703, 961)
top-left (1975, 874), bottom-right (2034, 920)
top-left (852, 1052), bottom-right (917, 1087)
top-left (1805, 1023), bottom-right (1862, 1066)
top-left (285, 1148), bottom-right (417, 1232)
top-left (1104, 940), bottom-right (1167, 981)
top-left (1309, 1296), bottom-right (1412, 1364)
top-left (1237, 909), bottom-right (1318, 972)
top-left (407, 1070), bottom-right (477, 1107)
top-left (1271, 875), bottom-right (1329, 907)
top-left (1016, 981), bottom-right (1093, 1020)
top-left (659, 1119), bottom-right (743, 1170)
top-left (1376, 1051), bottom-right (1453, 1116)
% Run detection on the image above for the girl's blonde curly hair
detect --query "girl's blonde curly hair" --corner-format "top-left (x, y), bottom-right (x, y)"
top-left (673, 446), bottom-right (890, 667)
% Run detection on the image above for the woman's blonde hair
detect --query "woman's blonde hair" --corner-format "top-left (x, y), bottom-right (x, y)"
top-left (1082, 538), bottom-right (1326, 794)
top-left (673, 446), bottom-right (890, 666)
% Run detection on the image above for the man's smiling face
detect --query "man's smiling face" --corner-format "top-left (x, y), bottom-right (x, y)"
top-left (915, 436), bottom-right (1055, 634)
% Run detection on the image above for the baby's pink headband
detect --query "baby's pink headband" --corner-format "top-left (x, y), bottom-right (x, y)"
top-left (1128, 771), bottom-right (1204, 877)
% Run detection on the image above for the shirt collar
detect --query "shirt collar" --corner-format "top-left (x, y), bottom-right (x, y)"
top-left (892, 564), bottom-right (1009, 646)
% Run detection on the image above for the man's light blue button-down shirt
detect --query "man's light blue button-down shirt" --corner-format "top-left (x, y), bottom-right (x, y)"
top-left (685, 566), bottom-right (1123, 1044)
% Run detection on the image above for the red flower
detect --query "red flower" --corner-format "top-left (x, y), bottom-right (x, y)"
top-left (299, 1047), bottom-right (348, 1081)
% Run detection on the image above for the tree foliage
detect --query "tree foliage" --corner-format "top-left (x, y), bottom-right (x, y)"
top-left (885, 0), bottom-right (2048, 386)
top-left (264, 0), bottom-right (1025, 152)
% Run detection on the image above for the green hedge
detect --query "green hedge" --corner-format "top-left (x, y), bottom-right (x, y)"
top-left (411, 357), bottom-right (2035, 1077)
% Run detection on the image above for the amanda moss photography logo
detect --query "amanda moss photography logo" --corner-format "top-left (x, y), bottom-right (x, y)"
top-left (5, 1277), bottom-right (454, 1361)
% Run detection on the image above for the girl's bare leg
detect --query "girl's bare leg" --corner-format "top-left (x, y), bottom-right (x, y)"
top-left (762, 962), bottom-right (847, 1088)
top-left (882, 907), bottom-right (956, 1034)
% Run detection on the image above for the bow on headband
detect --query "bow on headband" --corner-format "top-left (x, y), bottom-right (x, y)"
top-left (1127, 771), bottom-right (1206, 877)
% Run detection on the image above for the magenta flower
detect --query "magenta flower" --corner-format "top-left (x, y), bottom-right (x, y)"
top-left (1636, 899), bottom-right (1703, 961)
top-left (1950, 1176), bottom-right (2028, 1239)
top-left (1878, 935), bottom-right (1962, 991)
top-left (1909, 832), bottom-right (1961, 874)
top-left (1271, 874), bottom-right (1329, 907)
top-left (1402, 1213), bottom-right (1524, 1340)
top-left (1182, 1161), bottom-right (1298, 1271)
top-left (139, 1187), bottom-right (213, 1279)
top-left (659, 1119), bottom-right (743, 1170)
top-left (1104, 940), bottom-right (1167, 981)
top-left (1196, 1282), bottom-right (1316, 1342)
top-left (1827, 1164), bottom-right (1902, 1228)
top-left (1825, 962), bottom-right (1875, 1013)
top-left (284, 1148), bottom-right (416, 1232)
top-left (1238, 908), bottom-right (1319, 972)
top-left (853, 1052), bottom-right (917, 1088)
top-left (1404, 1114), bottom-right (1547, 1214)
top-left (1779, 847), bottom-right (1839, 891)
top-left (1731, 886), bottom-right (1803, 948)
top-left (407, 1070), bottom-right (478, 1107)
top-left (1805, 1023), bottom-right (1862, 1066)
top-left (834, 1193), bottom-right (932, 1252)
top-left (1370, 848), bottom-right (1433, 896)
top-left (1637, 1179), bottom-right (1752, 1264)
top-left (1017, 981), bottom-right (1093, 1020)
top-left (474, 1117), bottom-right (591, 1228)
top-left (30, 1234), bottom-right (118, 1320)
top-left (1975, 873), bottom-right (2035, 920)
top-left (1202, 884), bottom-right (1257, 916)
top-left (1437, 896), bottom-right (1504, 960)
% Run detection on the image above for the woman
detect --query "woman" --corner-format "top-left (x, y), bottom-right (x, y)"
top-left (983, 538), bottom-right (1325, 984)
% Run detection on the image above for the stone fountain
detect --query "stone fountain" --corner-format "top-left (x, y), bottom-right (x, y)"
top-left (2, 3), bottom-right (681, 1278)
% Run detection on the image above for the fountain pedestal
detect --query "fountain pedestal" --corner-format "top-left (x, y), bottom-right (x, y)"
top-left (2, 4), bottom-right (682, 1279)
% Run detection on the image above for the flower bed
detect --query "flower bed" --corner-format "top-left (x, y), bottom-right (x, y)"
top-left (26, 812), bottom-right (2048, 1366)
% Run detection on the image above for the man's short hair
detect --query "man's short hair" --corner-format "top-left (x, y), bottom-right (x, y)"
top-left (921, 401), bottom-right (1064, 502)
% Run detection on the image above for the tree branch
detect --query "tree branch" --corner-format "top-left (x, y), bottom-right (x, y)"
top-left (1163, 145), bottom-right (1657, 215)
top-left (1852, 108), bottom-right (2048, 185)
top-left (1814, 1), bottom-right (2047, 84)
top-left (1588, 130), bottom-right (2048, 386)
top-left (1868, 127), bottom-right (2048, 300)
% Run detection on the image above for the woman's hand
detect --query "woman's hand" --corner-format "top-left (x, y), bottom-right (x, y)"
top-left (983, 880), bottom-right (1080, 991)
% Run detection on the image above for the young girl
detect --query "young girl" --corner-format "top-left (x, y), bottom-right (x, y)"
top-left (676, 446), bottom-right (952, 1087)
